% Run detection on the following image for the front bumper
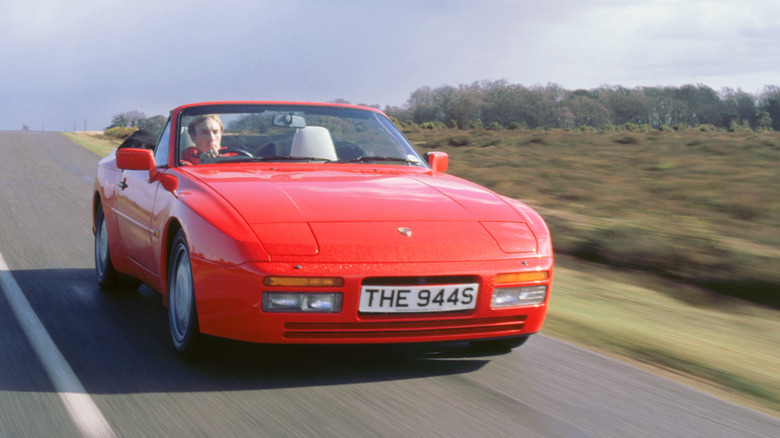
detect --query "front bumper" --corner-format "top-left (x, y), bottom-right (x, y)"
top-left (189, 257), bottom-right (552, 345)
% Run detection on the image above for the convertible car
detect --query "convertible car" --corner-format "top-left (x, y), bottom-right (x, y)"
top-left (93, 102), bottom-right (553, 356)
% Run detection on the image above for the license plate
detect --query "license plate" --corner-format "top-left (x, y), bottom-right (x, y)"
top-left (359, 283), bottom-right (479, 313)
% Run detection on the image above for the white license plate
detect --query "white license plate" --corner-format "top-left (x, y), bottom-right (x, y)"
top-left (359, 283), bottom-right (479, 313)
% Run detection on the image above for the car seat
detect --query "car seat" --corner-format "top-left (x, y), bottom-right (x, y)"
top-left (290, 126), bottom-right (338, 161)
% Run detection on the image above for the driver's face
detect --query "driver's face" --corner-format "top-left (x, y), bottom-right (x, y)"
top-left (191, 118), bottom-right (222, 153)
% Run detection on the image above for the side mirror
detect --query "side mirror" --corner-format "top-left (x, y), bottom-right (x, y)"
top-left (425, 151), bottom-right (449, 173)
top-left (116, 148), bottom-right (178, 193)
top-left (116, 148), bottom-right (155, 173)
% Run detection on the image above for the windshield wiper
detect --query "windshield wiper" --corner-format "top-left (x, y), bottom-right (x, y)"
top-left (341, 156), bottom-right (420, 164)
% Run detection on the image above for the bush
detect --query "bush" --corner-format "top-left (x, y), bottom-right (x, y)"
top-left (447, 135), bottom-right (471, 146)
top-left (698, 124), bottom-right (719, 132)
top-left (600, 124), bottom-right (617, 132)
top-left (487, 121), bottom-right (503, 131)
top-left (419, 121), bottom-right (447, 130)
top-left (614, 134), bottom-right (639, 144)
top-left (388, 116), bottom-right (405, 130)
top-left (673, 123), bottom-right (692, 132)
top-left (104, 126), bottom-right (138, 138)
top-left (728, 120), bottom-right (753, 133)
top-left (623, 122), bottom-right (639, 132)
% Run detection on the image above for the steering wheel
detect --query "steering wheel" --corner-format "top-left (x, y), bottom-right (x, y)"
top-left (222, 148), bottom-right (254, 158)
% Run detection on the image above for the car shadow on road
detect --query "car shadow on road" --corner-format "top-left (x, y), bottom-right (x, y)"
top-left (3, 268), bottom-right (510, 395)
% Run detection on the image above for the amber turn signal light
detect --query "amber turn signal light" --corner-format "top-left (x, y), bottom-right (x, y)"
top-left (495, 271), bottom-right (549, 284)
top-left (263, 277), bottom-right (344, 287)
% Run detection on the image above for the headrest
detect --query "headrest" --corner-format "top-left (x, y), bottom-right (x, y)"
top-left (290, 126), bottom-right (338, 161)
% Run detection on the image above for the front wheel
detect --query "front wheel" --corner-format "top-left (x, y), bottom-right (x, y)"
top-left (168, 229), bottom-right (201, 357)
top-left (95, 203), bottom-right (118, 290)
top-left (94, 203), bottom-right (141, 291)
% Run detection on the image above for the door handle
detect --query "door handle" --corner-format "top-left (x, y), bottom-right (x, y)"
top-left (117, 179), bottom-right (128, 190)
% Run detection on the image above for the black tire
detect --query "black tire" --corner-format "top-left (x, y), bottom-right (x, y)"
top-left (94, 203), bottom-right (141, 291)
top-left (167, 229), bottom-right (201, 357)
top-left (469, 335), bottom-right (529, 352)
top-left (95, 203), bottom-right (120, 290)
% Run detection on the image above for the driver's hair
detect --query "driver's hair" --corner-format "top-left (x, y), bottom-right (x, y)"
top-left (187, 114), bottom-right (223, 138)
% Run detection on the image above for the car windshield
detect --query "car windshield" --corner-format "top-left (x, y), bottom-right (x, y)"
top-left (177, 104), bottom-right (426, 167)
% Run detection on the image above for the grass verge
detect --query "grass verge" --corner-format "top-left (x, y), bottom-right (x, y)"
top-left (547, 256), bottom-right (779, 416)
top-left (63, 132), bottom-right (118, 157)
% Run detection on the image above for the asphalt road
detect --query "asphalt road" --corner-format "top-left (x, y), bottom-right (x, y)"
top-left (1, 131), bottom-right (778, 437)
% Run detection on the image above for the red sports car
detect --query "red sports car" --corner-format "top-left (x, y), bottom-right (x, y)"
top-left (93, 102), bottom-right (553, 356)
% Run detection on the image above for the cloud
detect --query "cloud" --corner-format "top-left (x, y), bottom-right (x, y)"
top-left (1, 0), bottom-right (779, 131)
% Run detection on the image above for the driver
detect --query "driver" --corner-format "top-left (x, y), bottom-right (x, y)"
top-left (182, 114), bottom-right (229, 164)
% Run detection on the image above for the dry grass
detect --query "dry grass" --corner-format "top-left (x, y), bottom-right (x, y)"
top-left (410, 128), bottom-right (780, 306)
top-left (63, 132), bottom-right (119, 157)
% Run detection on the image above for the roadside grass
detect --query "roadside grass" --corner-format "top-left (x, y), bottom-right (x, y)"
top-left (549, 256), bottom-right (780, 416)
top-left (63, 132), bottom-right (118, 157)
top-left (69, 129), bottom-right (780, 415)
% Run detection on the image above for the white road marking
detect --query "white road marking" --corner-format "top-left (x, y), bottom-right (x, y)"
top-left (0, 252), bottom-right (116, 438)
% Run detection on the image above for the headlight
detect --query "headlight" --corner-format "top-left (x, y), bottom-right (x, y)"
top-left (491, 285), bottom-right (547, 308)
top-left (262, 292), bottom-right (342, 313)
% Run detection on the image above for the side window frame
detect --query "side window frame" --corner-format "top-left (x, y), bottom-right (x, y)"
top-left (153, 118), bottom-right (172, 168)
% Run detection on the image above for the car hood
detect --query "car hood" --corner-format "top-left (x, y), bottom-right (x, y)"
top-left (186, 167), bottom-right (538, 262)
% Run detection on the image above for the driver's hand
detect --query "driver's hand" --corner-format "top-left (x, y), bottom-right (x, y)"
top-left (201, 146), bottom-right (220, 161)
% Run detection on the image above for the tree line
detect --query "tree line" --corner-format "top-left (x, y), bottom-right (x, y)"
top-left (107, 80), bottom-right (780, 136)
top-left (106, 111), bottom-right (166, 136)
top-left (383, 80), bottom-right (780, 132)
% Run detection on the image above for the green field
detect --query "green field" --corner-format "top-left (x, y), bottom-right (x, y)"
top-left (69, 128), bottom-right (780, 416)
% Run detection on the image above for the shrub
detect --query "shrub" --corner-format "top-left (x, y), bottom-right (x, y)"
top-left (673, 123), bottom-right (692, 132)
top-left (728, 120), bottom-right (753, 133)
top-left (104, 126), bottom-right (138, 138)
top-left (600, 124), bottom-right (617, 132)
top-left (419, 121), bottom-right (447, 130)
top-left (614, 134), bottom-right (639, 144)
top-left (447, 135), bottom-right (471, 146)
top-left (698, 124), bottom-right (719, 132)
top-left (388, 116), bottom-right (404, 130)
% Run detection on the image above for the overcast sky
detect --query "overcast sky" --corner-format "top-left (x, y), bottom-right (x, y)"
top-left (2, 0), bottom-right (779, 131)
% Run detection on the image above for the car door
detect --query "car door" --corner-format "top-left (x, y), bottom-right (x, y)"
top-left (114, 122), bottom-right (170, 276)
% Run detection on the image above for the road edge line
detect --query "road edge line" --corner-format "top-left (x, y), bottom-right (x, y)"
top-left (0, 252), bottom-right (117, 438)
